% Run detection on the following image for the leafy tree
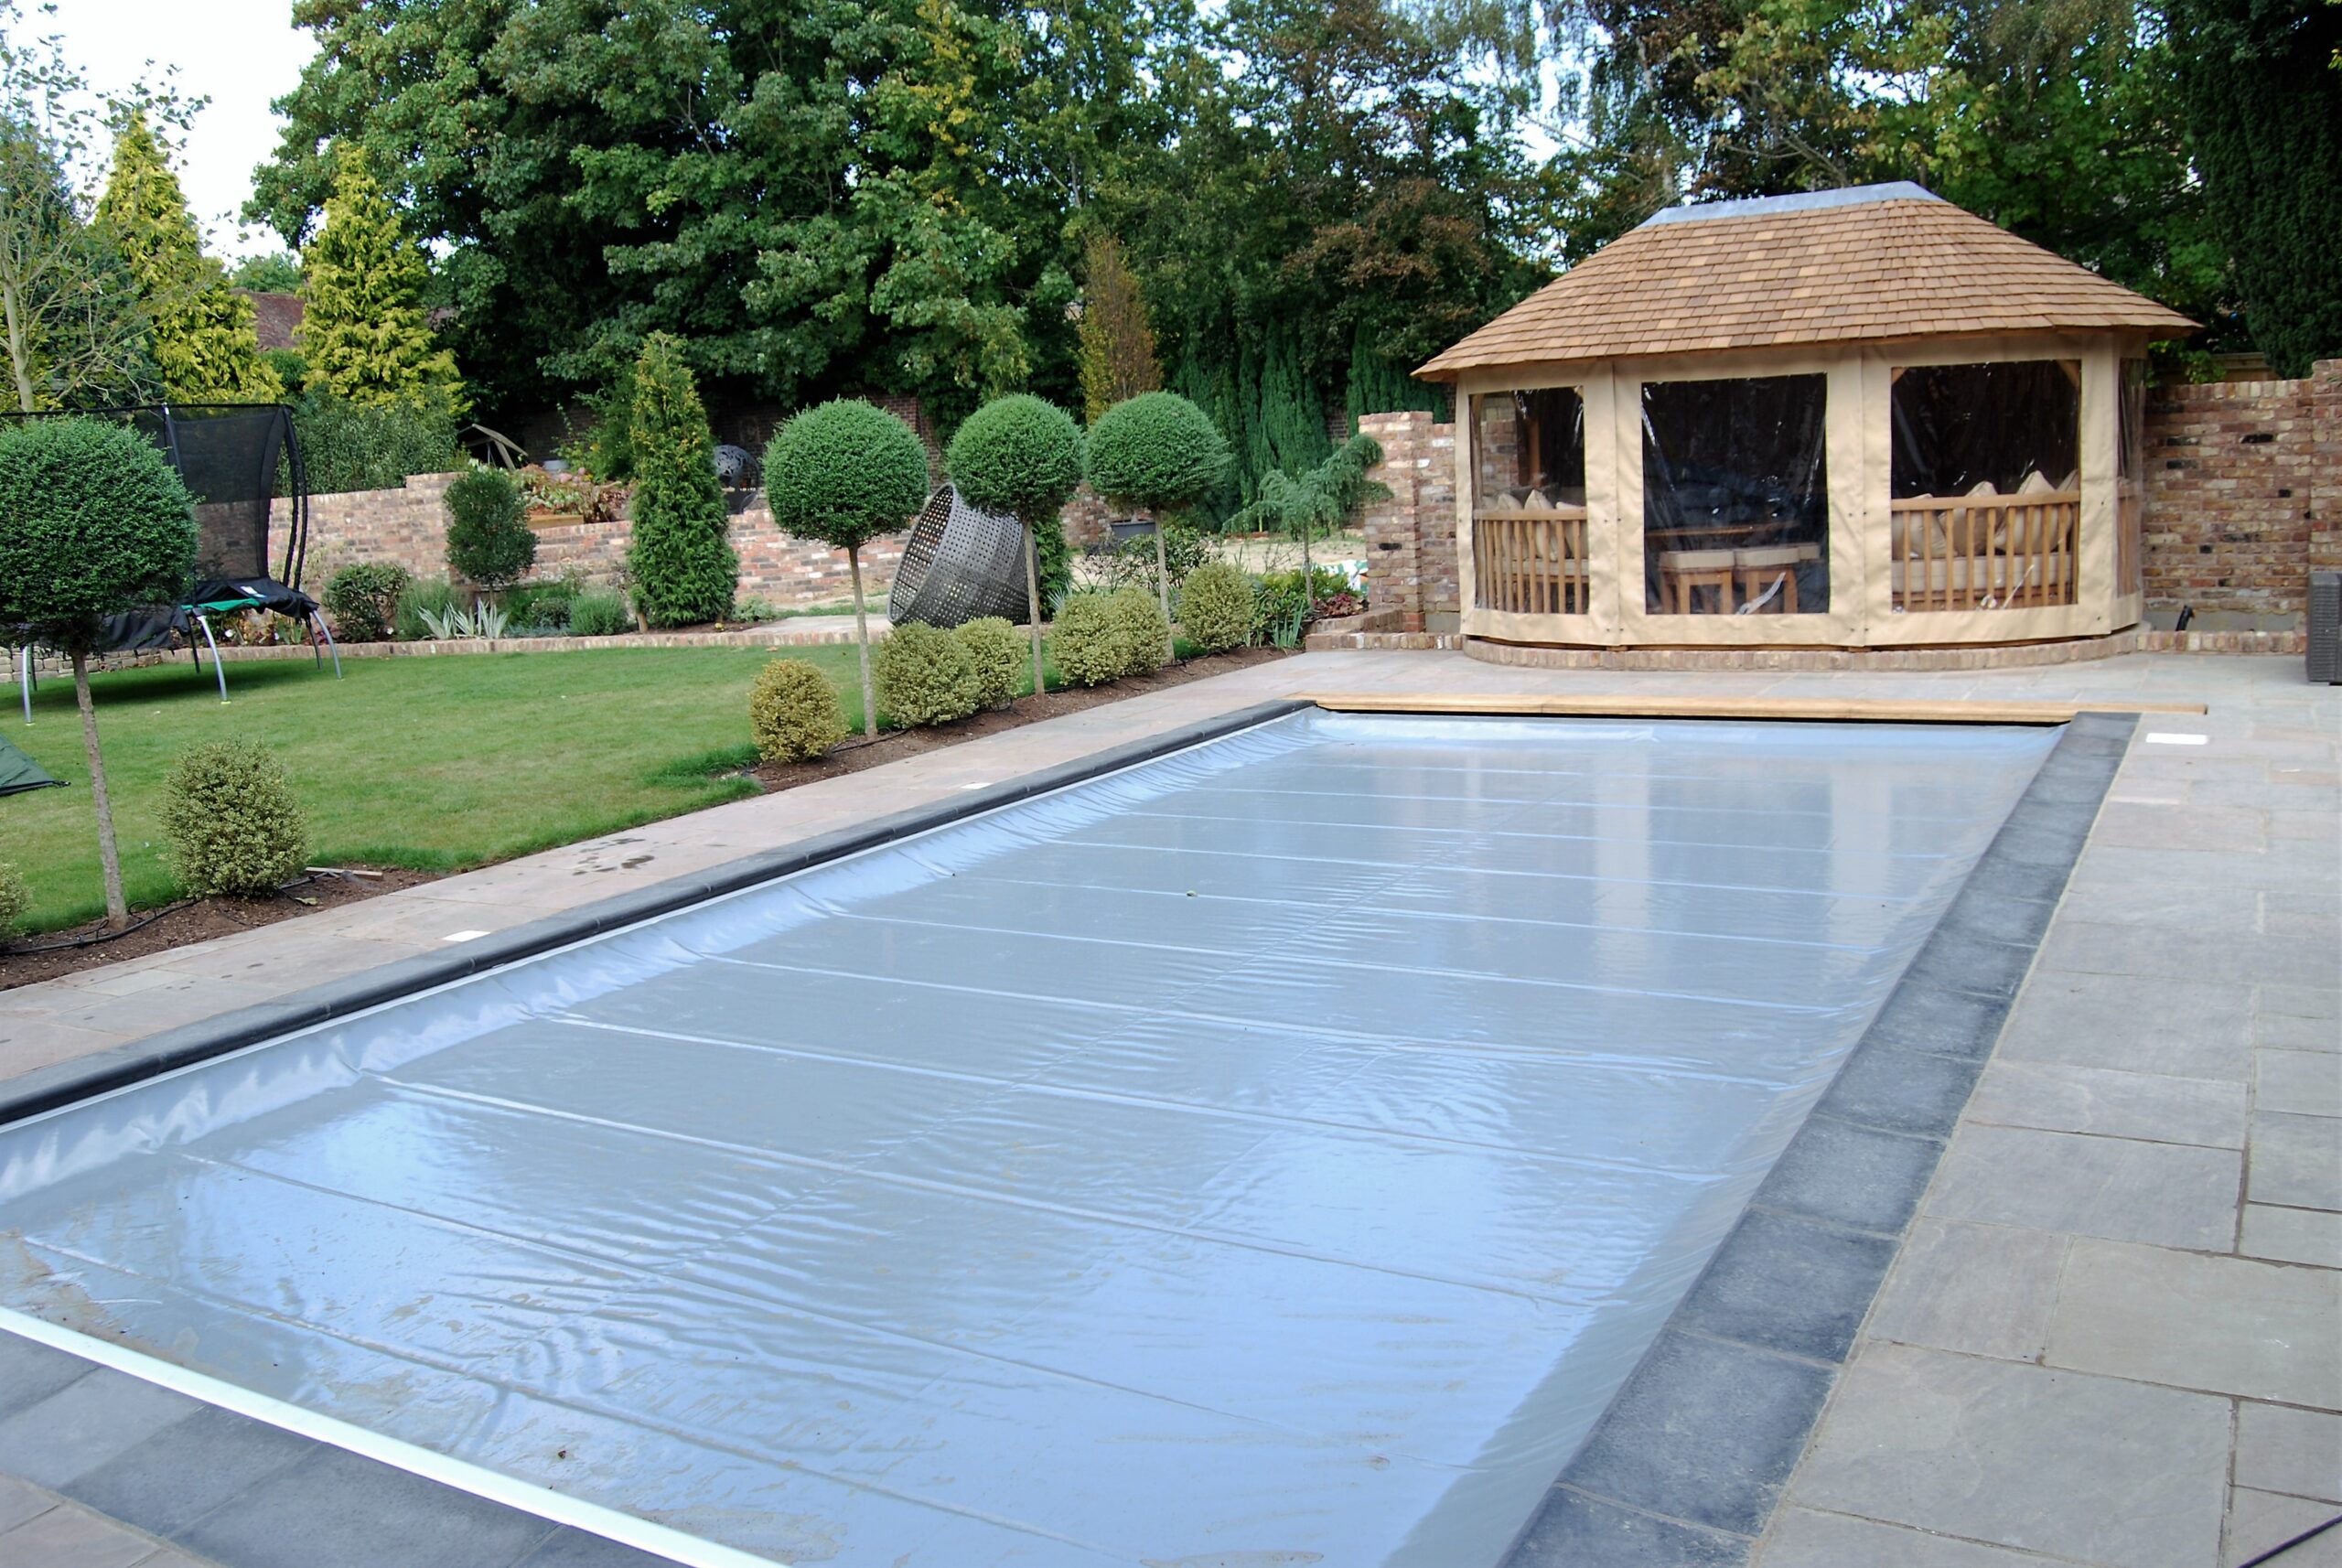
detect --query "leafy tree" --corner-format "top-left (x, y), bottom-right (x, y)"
top-left (0, 418), bottom-right (196, 926)
top-left (764, 399), bottom-right (932, 737)
top-left (0, 9), bottom-right (171, 412)
top-left (96, 112), bottom-right (280, 403)
top-left (442, 467), bottom-right (535, 591)
top-left (1076, 232), bottom-right (1161, 422)
top-left (2165, 0), bottom-right (2342, 373)
top-left (947, 393), bottom-right (1084, 696)
top-left (625, 333), bottom-right (736, 628)
top-left (296, 145), bottom-right (463, 407)
top-left (1086, 391), bottom-right (1230, 642)
top-left (228, 252), bottom-right (302, 293)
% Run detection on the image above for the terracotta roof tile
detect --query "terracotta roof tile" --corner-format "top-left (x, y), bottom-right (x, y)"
top-left (1416, 193), bottom-right (2196, 381)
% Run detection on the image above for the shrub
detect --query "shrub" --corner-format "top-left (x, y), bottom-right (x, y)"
top-left (626, 333), bottom-right (737, 627)
top-left (501, 579), bottom-right (577, 636)
top-left (875, 620), bottom-right (981, 727)
top-left (953, 617), bottom-right (1026, 708)
top-left (748, 659), bottom-right (848, 763)
top-left (1105, 586), bottom-right (1169, 677)
top-left (567, 589), bottom-right (633, 637)
top-left (1177, 560), bottom-right (1256, 652)
top-left (158, 739), bottom-right (308, 898)
top-left (1048, 590), bottom-right (1152, 687)
top-left (1085, 392), bottom-right (1230, 516)
top-left (443, 467), bottom-right (535, 590)
top-left (392, 576), bottom-right (457, 639)
top-left (321, 561), bottom-right (411, 641)
top-left (1095, 521), bottom-right (1214, 595)
top-left (765, 399), bottom-right (931, 739)
top-left (0, 862), bottom-right (25, 938)
top-left (288, 387), bottom-right (463, 495)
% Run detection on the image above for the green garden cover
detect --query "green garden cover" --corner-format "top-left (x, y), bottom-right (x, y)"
top-left (0, 734), bottom-right (59, 798)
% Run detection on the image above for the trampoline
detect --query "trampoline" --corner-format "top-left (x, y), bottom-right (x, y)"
top-left (0, 710), bottom-right (2058, 1566)
top-left (6, 403), bottom-right (338, 716)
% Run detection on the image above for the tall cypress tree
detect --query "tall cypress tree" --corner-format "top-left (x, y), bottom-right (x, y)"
top-left (296, 145), bottom-right (462, 407)
top-left (95, 113), bottom-right (280, 403)
top-left (2166, 0), bottom-right (2342, 377)
top-left (1258, 323), bottom-right (1330, 478)
top-left (625, 333), bottom-right (737, 628)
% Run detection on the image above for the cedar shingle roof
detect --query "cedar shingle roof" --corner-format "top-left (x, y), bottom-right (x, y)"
top-left (1416, 185), bottom-right (2196, 381)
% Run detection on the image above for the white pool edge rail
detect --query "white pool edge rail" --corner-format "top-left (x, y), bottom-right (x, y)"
top-left (0, 1305), bottom-right (788, 1568)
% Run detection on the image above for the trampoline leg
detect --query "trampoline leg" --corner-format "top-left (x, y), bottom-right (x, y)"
top-left (18, 648), bottom-right (30, 725)
top-left (311, 613), bottom-right (343, 679)
top-left (196, 615), bottom-right (230, 703)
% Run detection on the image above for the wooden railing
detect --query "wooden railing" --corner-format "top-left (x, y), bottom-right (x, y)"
top-left (1890, 492), bottom-right (2079, 613)
top-left (1474, 509), bottom-right (1589, 616)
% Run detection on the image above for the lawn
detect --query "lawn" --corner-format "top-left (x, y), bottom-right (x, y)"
top-left (3, 646), bottom-right (870, 934)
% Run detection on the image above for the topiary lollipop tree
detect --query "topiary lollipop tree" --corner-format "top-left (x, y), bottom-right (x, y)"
top-left (946, 394), bottom-right (1084, 700)
top-left (1084, 391), bottom-right (1230, 653)
top-left (765, 400), bottom-right (930, 738)
top-left (0, 418), bottom-right (196, 927)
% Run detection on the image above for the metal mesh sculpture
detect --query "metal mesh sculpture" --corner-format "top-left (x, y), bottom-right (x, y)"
top-left (886, 484), bottom-right (1033, 628)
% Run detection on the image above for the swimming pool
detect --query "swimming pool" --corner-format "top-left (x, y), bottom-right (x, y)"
top-left (0, 711), bottom-right (2057, 1565)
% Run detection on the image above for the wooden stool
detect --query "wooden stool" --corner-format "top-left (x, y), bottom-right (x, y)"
top-left (1659, 549), bottom-right (1736, 614)
top-left (1732, 544), bottom-right (1808, 614)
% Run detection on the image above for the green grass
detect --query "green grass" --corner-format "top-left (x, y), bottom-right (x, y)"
top-left (3, 646), bottom-right (869, 934)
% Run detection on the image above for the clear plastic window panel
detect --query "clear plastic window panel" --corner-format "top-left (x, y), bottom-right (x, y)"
top-left (1641, 375), bottom-right (1828, 616)
top-left (2118, 359), bottom-right (2148, 597)
top-left (1889, 361), bottom-right (2081, 612)
top-left (1472, 389), bottom-right (1588, 615)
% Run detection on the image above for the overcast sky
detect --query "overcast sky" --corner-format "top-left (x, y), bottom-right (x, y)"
top-left (52, 0), bottom-right (314, 258)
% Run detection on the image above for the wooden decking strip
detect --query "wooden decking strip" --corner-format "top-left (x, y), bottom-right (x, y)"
top-left (1299, 693), bottom-right (2208, 725)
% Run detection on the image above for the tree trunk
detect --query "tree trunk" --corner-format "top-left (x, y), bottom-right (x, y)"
top-left (1024, 523), bottom-right (1046, 700)
top-left (2, 278), bottom-right (35, 413)
top-left (71, 651), bottom-right (128, 929)
top-left (847, 545), bottom-right (877, 740)
top-left (1153, 521), bottom-right (1174, 660)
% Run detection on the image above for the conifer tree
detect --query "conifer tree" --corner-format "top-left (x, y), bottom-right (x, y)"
top-left (95, 113), bottom-right (279, 403)
top-left (625, 333), bottom-right (737, 628)
top-left (1075, 233), bottom-right (1160, 423)
top-left (296, 145), bottom-right (461, 406)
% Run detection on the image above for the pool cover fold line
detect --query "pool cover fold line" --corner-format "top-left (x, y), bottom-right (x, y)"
top-left (0, 711), bottom-right (2057, 1566)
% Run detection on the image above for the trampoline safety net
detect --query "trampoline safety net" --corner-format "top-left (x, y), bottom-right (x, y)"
top-left (888, 483), bottom-right (1034, 628)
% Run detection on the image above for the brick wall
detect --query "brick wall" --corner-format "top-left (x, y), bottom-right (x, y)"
top-left (2142, 360), bottom-right (2342, 618)
top-left (1357, 411), bottom-right (1459, 631)
top-left (1359, 359), bottom-right (2342, 630)
top-left (283, 472), bottom-right (1118, 618)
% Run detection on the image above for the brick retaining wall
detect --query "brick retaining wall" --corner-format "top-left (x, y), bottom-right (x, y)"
top-left (1360, 360), bottom-right (2342, 630)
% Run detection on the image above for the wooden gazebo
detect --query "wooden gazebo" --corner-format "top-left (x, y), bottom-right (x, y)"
top-left (1415, 184), bottom-right (2194, 650)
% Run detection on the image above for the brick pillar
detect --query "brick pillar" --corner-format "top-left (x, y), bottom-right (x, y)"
top-left (1359, 410), bottom-right (1457, 631)
top-left (2313, 360), bottom-right (2341, 573)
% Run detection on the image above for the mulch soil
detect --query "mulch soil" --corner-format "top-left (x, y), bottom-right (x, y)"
top-left (0, 645), bottom-right (1293, 992)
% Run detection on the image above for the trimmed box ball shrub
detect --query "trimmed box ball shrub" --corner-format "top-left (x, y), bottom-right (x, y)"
top-left (322, 561), bottom-right (412, 641)
top-left (443, 466), bottom-right (536, 591)
top-left (1046, 592), bottom-right (1128, 687)
top-left (765, 399), bottom-right (929, 740)
top-left (1177, 560), bottom-right (1255, 652)
top-left (0, 416), bottom-right (196, 927)
top-left (567, 589), bottom-right (632, 638)
top-left (1105, 585), bottom-right (1169, 677)
top-left (158, 739), bottom-right (308, 898)
top-left (627, 333), bottom-right (738, 627)
top-left (875, 620), bottom-right (981, 728)
top-left (953, 617), bottom-right (1026, 709)
top-left (748, 659), bottom-right (848, 763)
top-left (946, 393), bottom-right (1084, 695)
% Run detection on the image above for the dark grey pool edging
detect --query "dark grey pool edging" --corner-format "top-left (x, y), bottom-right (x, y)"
top-left (1500, 710), bottom-right (2139, 1568)
top-left (0, 698), bottom-right (1312, 1129)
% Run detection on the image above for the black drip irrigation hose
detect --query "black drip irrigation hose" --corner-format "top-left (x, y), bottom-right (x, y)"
top-left (2238, 1512), bottom-right (2342, 1567)
top-left (0, 873), bottom-right (349, 956)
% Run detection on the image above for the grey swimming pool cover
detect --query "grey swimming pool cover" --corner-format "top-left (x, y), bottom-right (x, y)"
top-left (0, 713), bottom-right (2056, 1565)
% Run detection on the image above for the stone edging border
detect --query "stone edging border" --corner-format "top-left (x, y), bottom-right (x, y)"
top-left (1499, 711), bottom-right (2137, 1565)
